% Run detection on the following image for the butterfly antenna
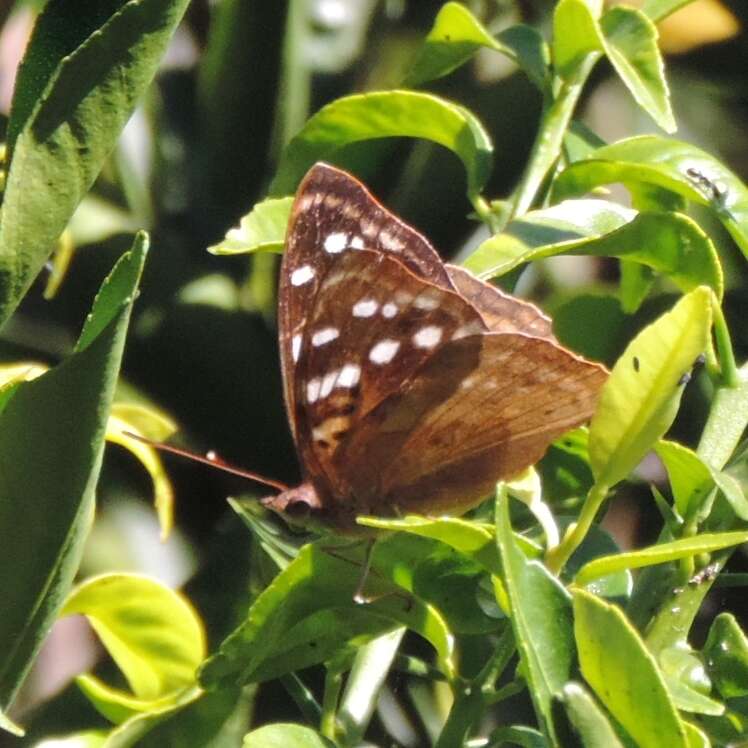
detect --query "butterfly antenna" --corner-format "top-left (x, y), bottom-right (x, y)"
top-left (120, 431), bottom-right (289, 492)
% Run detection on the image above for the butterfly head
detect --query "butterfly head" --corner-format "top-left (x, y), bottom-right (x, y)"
top-left (260, 481), bottom-right (359, 532)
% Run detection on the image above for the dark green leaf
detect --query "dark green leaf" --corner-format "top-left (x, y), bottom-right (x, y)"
top-left (704, 613), bottom-right (748, 699)
top-left (0, 0), bottom-right (189, 327)
top-left (558, 682), bottom-right (625, 747)
top-left (495, 488), bottom-right (573, 743)
top-left (0, 235), bottom-right (147, 727)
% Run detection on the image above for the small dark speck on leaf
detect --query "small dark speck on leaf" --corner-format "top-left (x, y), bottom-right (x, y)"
top-left (678, 371), bottom-right (691, 386)
top-left (633, 356), bottom-right (640, 372)
top-left (693, 354), bottom-right (706, 368)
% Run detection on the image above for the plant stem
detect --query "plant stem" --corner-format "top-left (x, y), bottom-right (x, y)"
top-left (434, 686), bottom-right (484, 748)
top-left (320, 657), bottom-right (346, 742)
top-left (711, 300), bottom-right (739, 389)
top-left (509, 55), bottom-right (599, 220)
top-left (546, 481), bottom-right (609, 574)
top-left (280, 673), bottom-right (322, 725)
top-left (476, 623), bottom-right (516, 694)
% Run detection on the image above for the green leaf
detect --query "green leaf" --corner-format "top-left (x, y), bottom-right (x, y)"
top-left (0, 235), bottom-right (147, 726)
top-left (464, 200), bottom-right (721, 299)
top-left (405, 4), bottom-right (549, 90)
top-left (208, 197), bottom-right (294, 256)
top-left (619, 259), bottom-right (655, 313)
top-left (405, 2), bottom-right (506, 86)
top-left (553, 136), bottom-right (748, 259)
top-left (243, 724), bottom-right (335, 748)
top-left (359, 515), bottom-right (503, 575)
top-left (553, 0), bottom-right (603, 80)
top-left (269, 90), bottom-right (493, 198)
top-left (641, 0), bottom-right (699, 23)
top-left (0, 0), bottom-right (189, 328)
top-left (495, 25), bottom-right (551, 91)
top-left (573, 589), bottom-right (688, 747)
top-left (655, 439), bottom-right (748, 522)
top-left (495, 488), bottom-right (573, 743)
top-left (566, 525), bottom-right (632, 599)
top-left (108, 407), bottom-right (177, 539)
top-left (655, 440), bottom-right (715, 518)
top-left (199, 541), bottom-right (454, 689)
top-left (588, 287), bottom-right (713, 488)
top-left (62, 573), bottom-right (205, 701)
top-left (574, 531), bottom-right (748, 585)
top-left (599, 6), bottom-right (675, 133)
top-left (659, 646), bottom-right (723, 715)
top-left (35, 731), bottom-right (108, 747)
top-left (683, 722), bottom-right (711, 748)
top-left (558, 682), bottom-right (626, 747)
top-left (704, 613), bottom-right (748, 699)
top-left (698, 367), bottom-right (748, 472)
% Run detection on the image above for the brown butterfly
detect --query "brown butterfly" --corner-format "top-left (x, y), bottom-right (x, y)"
top-left (257, 163), bottom-right (608, 531)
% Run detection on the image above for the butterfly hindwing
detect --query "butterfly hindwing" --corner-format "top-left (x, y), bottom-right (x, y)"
top-left (335, 332), bottom-right (607, 516)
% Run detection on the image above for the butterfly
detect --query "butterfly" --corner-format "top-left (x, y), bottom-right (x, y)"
top-left (260, 162), bottom-right (608, 531)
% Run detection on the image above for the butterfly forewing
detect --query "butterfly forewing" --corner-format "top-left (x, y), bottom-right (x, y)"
top-left (279, 162), bottom-right (458, 445)
top-left (297, 249), bottom-right (487, 499)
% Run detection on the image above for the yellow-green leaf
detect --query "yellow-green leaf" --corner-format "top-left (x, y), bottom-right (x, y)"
top-left (589, 287), bottom-right (713, 488)
top-left (573, 589), bottom-right (688, 748)
top-left (62, 574), bottom-right (205, 702)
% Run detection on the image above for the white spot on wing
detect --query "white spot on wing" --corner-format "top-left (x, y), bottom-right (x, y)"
top-left (311, 327), bottom-right (339, 347)
top-left (369, 339), bottom-right (400, 365)
top-left (338, 363), bottom-right (361, 388)
top-left (353, 299), bottom-right (379, 318)
top-left (324, 232), bottom-right (348, 254)
top-left (452, 320), bottom-right (484, 339)
top-left (320, 369), bottom-right (339, 399)
top-left (381, 230), bottom-right (405, 252)
top-left (306, 378), bottom-right (321, 404)
top-left (291, 265), bottom-right (315, 286)
top-left (413, 325), bottom-right (443, 349)
top-left (382, 302), bottom-right (398, 318)
top-left (413, 290), bottom-right (442, 310)
top-left (350, 236), bottom-right (365, 250)
top-left (292, 334), bottom-right (302, 362)
top-left (395, 290), bottom-right (414, 306)
top-left (297, 194), bottom-right (315, 211)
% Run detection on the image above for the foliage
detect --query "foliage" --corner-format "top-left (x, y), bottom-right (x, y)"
top-left (1, 0), bottom-right (747, 746)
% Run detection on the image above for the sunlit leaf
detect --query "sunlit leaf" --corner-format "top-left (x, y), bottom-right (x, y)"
top-left (465, 200), bottom-right (721, 299)
top-left (588, 287), bottom-right (713, 488)
top-left (704, 613), bottom-right (748, 699)
top-left (243, 724), bottom-right (335, 748)
top-left (574, 531), bottom-right (748, 585)
top-left (270, 91), bottom-right (493, 198)
top-left (553, 136), bottom-right (748, 259)
top-left (209, 197), bottom-right (293, 256)
top-left (600, 6), bottom-right (675, 133)
top-left (559, 682), bottom-right (625, 747)
top-left (62, 574), bottom-right (205, 702)
top-left (573, 589), bottom-right (688, 747)
top-left (495, 488), bottom-right (573, 743)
